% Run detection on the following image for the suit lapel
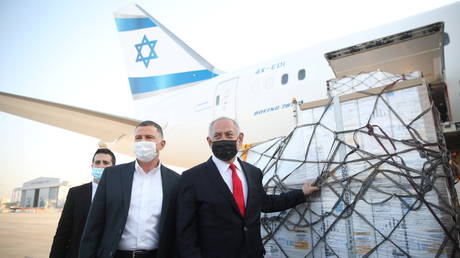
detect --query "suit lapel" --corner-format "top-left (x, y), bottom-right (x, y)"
top-left (158, 165), bottom-right (172, 236)
top-left (121, 162), bottom-right (136, 215)
top-left (239, 159), bottom-right (256, 217)
top-left (206, 158), bottom-right (243, 217)
top-left (83, 183), bottom-right (92, 214)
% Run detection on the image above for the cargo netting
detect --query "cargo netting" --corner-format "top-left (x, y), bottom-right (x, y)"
top-left (242, 71), bottom-right (460, 257)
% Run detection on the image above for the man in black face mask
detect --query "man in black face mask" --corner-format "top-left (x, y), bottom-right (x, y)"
top-left (176, 117), bottom-right (319, 258)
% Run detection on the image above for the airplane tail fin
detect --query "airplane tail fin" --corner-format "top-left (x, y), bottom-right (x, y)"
top-left (114, 4), bottom-right (220, 99)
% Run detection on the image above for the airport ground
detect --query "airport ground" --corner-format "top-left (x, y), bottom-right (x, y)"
top-left (0, 211), bottom-right (60, 258)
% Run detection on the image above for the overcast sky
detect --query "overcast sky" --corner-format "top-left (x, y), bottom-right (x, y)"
top-left (0, 0), bottom-right (458, 198)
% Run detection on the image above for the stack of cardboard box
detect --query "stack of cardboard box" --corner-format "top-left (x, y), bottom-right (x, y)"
top-left (244, 71), bottom-right (459, 257)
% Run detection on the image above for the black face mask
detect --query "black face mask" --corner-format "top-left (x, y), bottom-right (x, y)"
top-left (212, 140), bottom-right (238, 161)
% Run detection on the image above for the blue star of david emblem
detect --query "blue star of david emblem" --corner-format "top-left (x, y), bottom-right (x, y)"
top-left (135, 35), bottom-right (158, 68)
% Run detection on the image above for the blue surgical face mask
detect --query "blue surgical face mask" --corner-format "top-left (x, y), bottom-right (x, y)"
top-left (92, 167), bottom-right (105, 182)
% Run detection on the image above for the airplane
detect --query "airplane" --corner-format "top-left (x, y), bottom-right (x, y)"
top-left (1, 2), bottom-right (459, 168)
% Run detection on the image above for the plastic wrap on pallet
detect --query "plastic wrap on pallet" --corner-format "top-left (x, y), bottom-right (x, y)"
top-left (243, 71), bottom-right (459, 257)
top-left (327, 70), bottom-right (421, 98)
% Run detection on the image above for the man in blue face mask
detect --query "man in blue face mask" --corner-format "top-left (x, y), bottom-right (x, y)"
top-left (50, 148), bottom-right (116, 258)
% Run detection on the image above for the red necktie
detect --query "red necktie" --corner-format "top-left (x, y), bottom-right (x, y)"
top-left (230, 163), bottom-right (245, 216)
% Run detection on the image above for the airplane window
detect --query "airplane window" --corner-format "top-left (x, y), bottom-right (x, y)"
top-left (216, 95), bottom-right (220, 105)
top-left (281, 74), bottom-right (288, 85)
top-left (298, 69), bottom-right (306, 80)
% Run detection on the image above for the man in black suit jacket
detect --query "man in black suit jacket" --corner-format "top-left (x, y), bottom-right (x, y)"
top-left (80, 121), bottom-right (180, 258)
top-left (50, 148), bottom-right (116, 258)
top-left (177, 117), bottom-right (319, 258)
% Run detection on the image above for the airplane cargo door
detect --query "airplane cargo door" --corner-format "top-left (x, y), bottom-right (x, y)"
top-left (213, 78), bottom-right (238, 119)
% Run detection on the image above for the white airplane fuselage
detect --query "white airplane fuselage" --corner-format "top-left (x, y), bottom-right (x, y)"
top-left (130, 2), bottom-right (460, 167)
top-left (133, 49), bottom-right (333, 167)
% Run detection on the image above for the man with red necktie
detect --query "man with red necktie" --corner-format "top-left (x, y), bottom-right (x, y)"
top-left (176, 117), bottom-right (319, 258)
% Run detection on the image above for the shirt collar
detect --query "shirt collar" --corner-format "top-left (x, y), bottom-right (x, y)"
top-left (135, 160), bottom-right (162, 175)
top-left (212, 155), bottom-right (242, 174)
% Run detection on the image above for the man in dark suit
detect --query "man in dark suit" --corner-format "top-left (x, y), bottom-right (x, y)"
top-left (177, 117), bottom-right (319, 258)
top-left (80, 120), bottom-right (180, 258)
top-left (50, 148), bottom-right (116, 258)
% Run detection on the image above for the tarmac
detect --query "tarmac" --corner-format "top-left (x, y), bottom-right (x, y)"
top-left (0, 211), bottom-right (60, 258)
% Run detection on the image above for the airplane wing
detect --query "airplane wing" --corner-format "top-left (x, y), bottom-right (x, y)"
top-left (0, 91), bottom-right (139, 157)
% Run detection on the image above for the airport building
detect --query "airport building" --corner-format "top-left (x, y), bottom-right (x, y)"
top-left (12, 177), bottom-right (70, 208)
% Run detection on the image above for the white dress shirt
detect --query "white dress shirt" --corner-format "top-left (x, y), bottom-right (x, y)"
top-left (91, 181), bottom-right (98, 201)
top-left (118, 161), bottom-right (163, 250)
top-left (212, 156), bottom-right (248, 205)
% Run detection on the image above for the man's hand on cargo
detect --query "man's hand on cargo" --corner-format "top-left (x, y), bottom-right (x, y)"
top-left (302, 179), bottom-right (320, 196)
